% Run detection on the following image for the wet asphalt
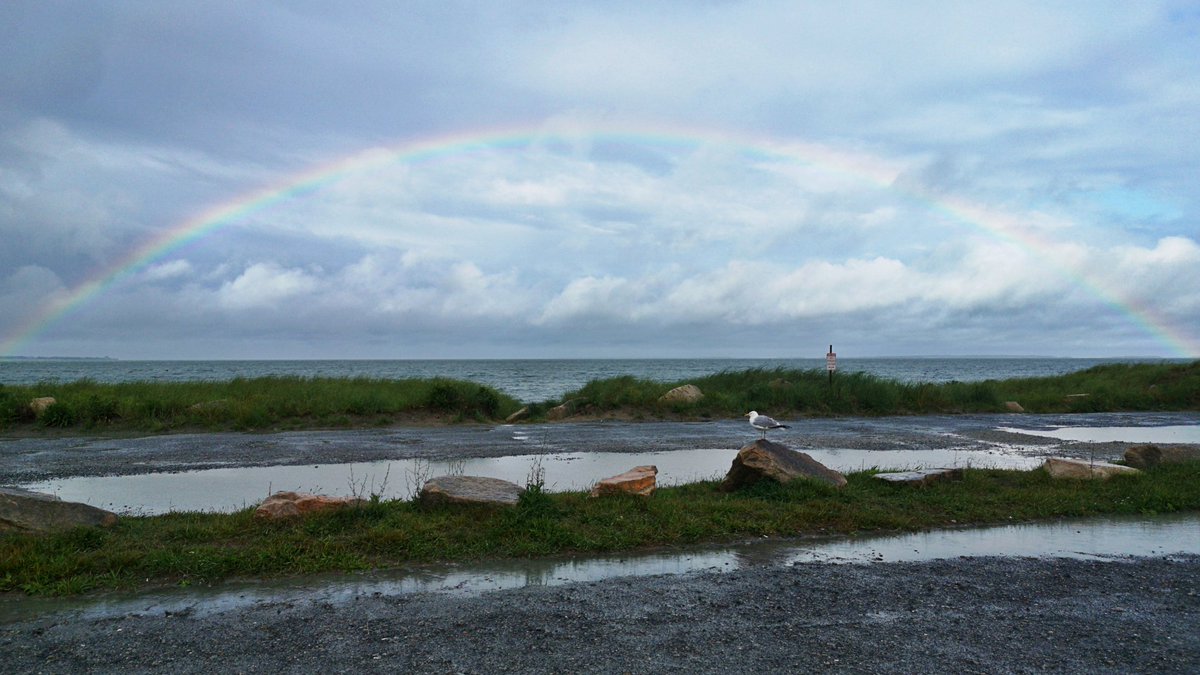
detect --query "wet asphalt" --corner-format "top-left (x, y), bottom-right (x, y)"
top-left (2, 411), bottom-right (1196, 485)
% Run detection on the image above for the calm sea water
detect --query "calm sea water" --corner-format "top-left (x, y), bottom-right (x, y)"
top-left (0, 357), bottom-right (1187, 402)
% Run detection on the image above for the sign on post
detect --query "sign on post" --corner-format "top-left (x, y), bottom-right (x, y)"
top-left (826, 345), bottom-right (836, 386)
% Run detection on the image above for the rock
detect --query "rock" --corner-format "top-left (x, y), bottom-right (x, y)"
top-left (504, 407), bottom-right (530, 423)
top-left (547, 398), bottom-right (587, 420)
top-left (591, 465), bottom-right (658, 498)
top-left (420, 475), bottom-right (523, 507)
top-left (721, 439), bottom-right (847, 491)
top-left (0, 486), bottom-right (118, 533)
top-left (29, 397), bottom-right (57, 417)
top-left (873, 467), bottom-right (964, 487)
top-left (253, 491), bottom-right (365, 520)
top-left (1004, 401), bottom-right (1025, 413)
top-left (1043, 457), bottom-right (1140, 480)
top-left (658, 384), bottom-right (704, 404)
top-left (1124, 445), bottom-right (1200, 470)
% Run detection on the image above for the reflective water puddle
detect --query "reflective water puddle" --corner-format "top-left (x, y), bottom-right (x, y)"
top-left (23, 446), bottom-right (1042, 515)
top-left (3, 513), bottom-right (1196, 623)
top-left (997, 424), bottom-right (1200, 444)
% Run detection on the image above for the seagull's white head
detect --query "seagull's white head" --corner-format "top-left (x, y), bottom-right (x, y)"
top-left (744, 411), bottom-right (757, 418)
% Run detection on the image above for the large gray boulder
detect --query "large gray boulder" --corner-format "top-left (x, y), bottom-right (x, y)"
top-left (1124, 445), bottom-right (1200, 470)
top-left (419, 475), bottom-right (523, 506)
top-left (721, 439), bottom-right (847, 491)
top-left (0, 487), bottom-right (119, 533)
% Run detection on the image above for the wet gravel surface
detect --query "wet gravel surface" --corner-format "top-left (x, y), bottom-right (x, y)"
top-left (3, 411), bottom-right (1197, 484)
top-left (2, 555), bottom-right (1198, 673)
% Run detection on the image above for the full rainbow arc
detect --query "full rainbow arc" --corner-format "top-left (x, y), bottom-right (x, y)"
top-left (2, 123), bottom-right (1196, 358)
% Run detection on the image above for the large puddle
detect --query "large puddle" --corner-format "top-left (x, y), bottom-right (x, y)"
top-left (23, 446), bottom-right (1043, 515)
top-left (998, 424), bottom-right (1200, 444)
top-left (3, 513), bottom-right (1196, 623)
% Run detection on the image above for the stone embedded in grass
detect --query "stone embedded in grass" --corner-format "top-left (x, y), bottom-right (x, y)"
top-left (504, 407), bottom-right (530, 423)
top-left (547, 398), bottom-right (588, 420)
top-left (658, 384), bottom-right (704, 404)
top-left (254, 491), bottom-right (365, 520)
top-left (873, 467), bottom-right (964, 487)
top-left (1004, 401), bottom-right (1025, 413)
top-left (0, 486), bottom-right (118, 533)
top-left (721, 439), bottom-right (847, 491)
top-left (590, 465), bottom-right (658, 498)
top-left (1043, 457), bottom-right (1140, 480)
top-left (419, 475), bottom-right (523, 506)
top-left (29, 397), bottom-right (56, 417)
top-left (1124, 445), bottom-right (1200, 470)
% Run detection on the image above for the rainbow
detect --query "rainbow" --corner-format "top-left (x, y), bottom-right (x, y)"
top-left (3, 122), bottom-right (1197, 358)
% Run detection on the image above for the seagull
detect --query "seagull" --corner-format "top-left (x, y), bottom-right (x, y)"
top-left (745, 410), bottom-right (790, 438)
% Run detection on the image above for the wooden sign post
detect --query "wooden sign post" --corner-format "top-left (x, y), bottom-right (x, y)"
top-left (826, 345), bottom-right (836, 386)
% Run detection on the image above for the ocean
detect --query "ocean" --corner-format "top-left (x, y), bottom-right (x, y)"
top-left (0, 357), bottom-right (1188, 403)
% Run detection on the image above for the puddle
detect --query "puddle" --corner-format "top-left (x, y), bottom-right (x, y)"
top-left (3, 513), bottom-right (1196, 623)
top-left (21, 447), bottom-right (1043, 515)
top-left (997, 424), bottom-right (1200, 444)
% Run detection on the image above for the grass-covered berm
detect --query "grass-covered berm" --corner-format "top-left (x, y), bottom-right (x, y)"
top-left (2, 461), bottom-right (1199, 597)
top-left (0, 361), bottom-right (1197, 434)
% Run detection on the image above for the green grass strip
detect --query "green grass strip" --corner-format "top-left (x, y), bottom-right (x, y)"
top-left (3, 462), bottom-right (1199, 597)
top-left (2, 361), bottom-right (1197, 434)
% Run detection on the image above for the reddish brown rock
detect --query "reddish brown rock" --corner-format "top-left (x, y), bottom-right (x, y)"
top-left (254, 491), bottom-right (364, 520)
top-left (1124, 445), bottom-right (1200, 470)
top-left (721, 439), bottom-right (847, 491)
top-left (590, 465), bottom-right (658, 498)
top-left (1004, 401), bottom-right (1025, 413)
top-left (1043, 458), bottom-right (1140, 480)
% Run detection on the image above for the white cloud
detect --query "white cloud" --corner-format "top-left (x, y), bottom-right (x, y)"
top-left (216, 263), bottom-right (320, 310)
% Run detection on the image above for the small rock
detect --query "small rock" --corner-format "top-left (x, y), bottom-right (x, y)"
top-left (504, 407), bottom-right (529, 423)
top-left (419, 476), bottom-right (523, 506)
top-left (658, 384), bottom-right (704, 404)
top-left (254, 491), bottom-right (364, 520)
top-left (721, 439), bottom-right (847, 491)
top-left (1004, 401), bottom-right (1025, 413)
top-left (873, 467), bottom-right (964, 487)
top-left (591, 466), bottom-right (658, 498)
top-left (1043, 457), bottom-right (1140, 480)
top-left (546, 398), bottom-right (587, 420)
top-left (29, 397), bottom-right (57, 417)
top-left (0, 486), bottom-right (118, 533)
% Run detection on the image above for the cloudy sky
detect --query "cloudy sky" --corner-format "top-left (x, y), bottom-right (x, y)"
top-left (2, 1), bottom-right (1198, 360)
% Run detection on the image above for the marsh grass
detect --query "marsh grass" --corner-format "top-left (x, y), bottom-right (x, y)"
top-left (559, 361), bottom-right (1199, 419)
top-left (0, 376), bottom-right (522, 433)
top-left (1, 362), bottom-right (1195, 433)
top-left (3, 462), bottom-right (1198, 597)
